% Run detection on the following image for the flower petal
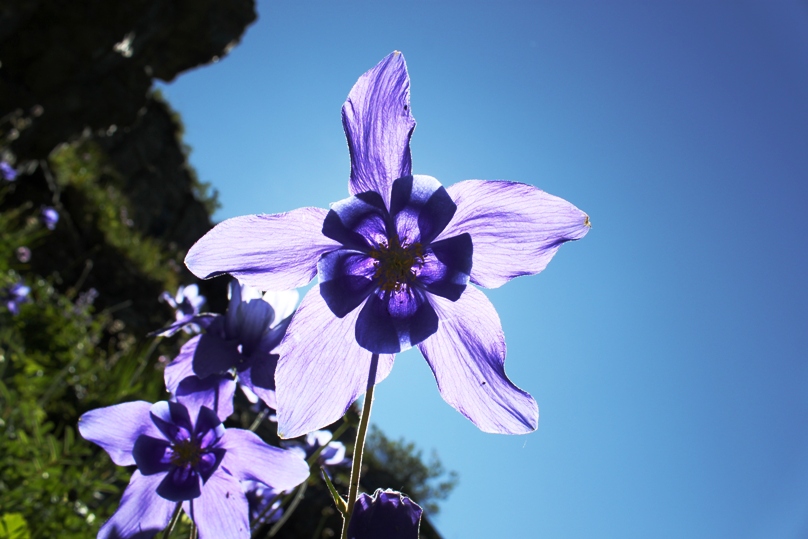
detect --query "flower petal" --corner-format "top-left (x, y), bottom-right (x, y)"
top-left (150, 401), bottom-right (194, 443)
top-left (174, 374), bottom-right (237, 422)
top-left (318, 249), bottom-right (377, 317)
top-left (263, 289), bottom-right (299, 327)
top-left (132, 435), bottom-right (172, 475)
top-left (440, 180), bottom-right (590, 288)
top-left (97, 471), bottom-right (175, 539)
top-left (418, 233), bottom-right (472, 301)
top-left (78, 401), bottom-right (160, 466)
top-left (237, 353), bottom-right (279, 409)
top-left (219, 429), bottom-right (309, 491)
top-left (164, 336), bottom-right (199, 394)
top-left (157, 465), bottom-right (201, 501)
top-left (185, 208), bottom-right (339, 290)
top-left (184, 472), bottom-right (250, 539)
top-left (192, 334), bottom-right (242, 379)
top-left (417, 286), bottom-right (538, 434)
top-left (322, 191), bottom-right (389, 251)
top-left (343, 51), bottom-right (415, 206)
top-left (355, 288), bottom-right (439, 354)
top-left (390, 175), bottom-right (456, 245)
top-left (275, 286), bottom-right (395, 438)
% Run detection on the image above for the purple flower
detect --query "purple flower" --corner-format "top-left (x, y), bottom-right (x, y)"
top-left (78, 399), bottom-right (309, 539)
top-left (3, 282), bottom-right (30, 315)
top-left (0, 161), bottom-right (17, 181)
top-left (185, 52), bottom-right (590, 437)
top-left (15, 246), bottom-right (31, 263)
top-left (40, 206), bottom-right (59, 230)
top-left (157, 284), bottom-right (207, 336)
top-left (283, 430), bottom-right (348, 471)
top-left (347, 489), bottom-right (422, 539)
top-left (164, 282), bottom-right (298, 413)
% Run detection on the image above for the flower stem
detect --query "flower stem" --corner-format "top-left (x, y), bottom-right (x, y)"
top-left (339, 353), bottom-right (378, 539)
top-left (162, 502), bottom-right (183, 539)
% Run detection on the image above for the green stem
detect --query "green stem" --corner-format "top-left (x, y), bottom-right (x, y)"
top-left (339, 353), bottom-right (378, 539)
top-left (162, 502), bottom-right (183, 539)
top-left (190, 522), bottom-right (198, 539)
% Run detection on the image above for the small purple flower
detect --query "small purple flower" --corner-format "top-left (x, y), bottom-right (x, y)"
top-left (283, 430), bottom-right (348, 471)
top-left (40, 206), bottom-right (59, 230)
top-left (164, 282), bottom-right (298, 413)
top-left (15, 246), bottom-right (31, 263)
top-left (78, 399), bottom-right (309, 539)
top-left (185, 52), bottom-right (589, 437)
top-left (0, 161), bottom-right (17, 181)
top-left (3, 282), bottom-right (30, 315)
top-left (347, 489), bottom-right (422, 539)
top-left (157, 284), bottom-right (207, 336)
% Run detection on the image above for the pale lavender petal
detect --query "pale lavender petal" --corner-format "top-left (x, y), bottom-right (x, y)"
top-left (164, 336), bottom-right (200, 394)
top-left (78, 401), bottom-right (161, 466)
top-left (98, 471), bottom-right (175, 539)
top-left (440, 180), bottom-right (590, 288)
top-left (355, 288), bottom-right (438, 353)
top-left (390, 175), bottom-right (456, 245)
top-left (343, 51), bottom-right (415, 207)
top-left (219, 429), bottom-right (309, 491)
top-left (275, 286), bottom-right (395, 439)
top-left (184, 472), bottom-right (250, 539)
top-left (417, 286), bottom-right (538, 434)
top-left (185, 208), bottom-right (340, 290)
top-left (263, 289), bottom-right (299, 326)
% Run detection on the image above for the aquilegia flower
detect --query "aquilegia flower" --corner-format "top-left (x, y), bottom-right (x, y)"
top-left (283, 429), bottom-right (349, 472)
top-left (78, 399), bottom-right (309, 539)
top-left (157, 283), bottom-right (207, 336)
top-left (164, 281), bottom-right (298, 412)
top-left (0, 161), bottom-right (17, 181)
top-left (185, 51), bottom-right (589, 437)
top-left (2, 281), bottom-right (30, 315)
top-left (347, 489), bottom-right (422, 539)
top-left (41, 206), bottom-right (59, 230)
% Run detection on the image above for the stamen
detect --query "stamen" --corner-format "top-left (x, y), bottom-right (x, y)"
top-left (170, 438), bottom-right (203, 467)
top-left (369, 237), bottom-right (425, 292)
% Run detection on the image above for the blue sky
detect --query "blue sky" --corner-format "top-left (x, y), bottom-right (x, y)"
top-left (159, 1), bottom-right (808, 537)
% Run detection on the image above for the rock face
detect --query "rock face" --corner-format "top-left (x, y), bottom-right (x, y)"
top-left (0, 0), bottom-right (256, 159)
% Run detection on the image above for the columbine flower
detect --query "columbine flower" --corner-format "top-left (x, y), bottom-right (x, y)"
top-left (2, 282), bottom-right (30, 315)
top-left (78, 399), bottom-right (309, 539)
top-left (40, 206), bottom-right (59, 230)
top-left (347, 489), bottom-right (422, 539)
top-left (0, 161), bottom-right (17, 181)
top-left (185, 51), bottom-right (589, 437)
top-left (157, 283), bottom-right (207, 336)
top-left (164, 281), bottom-right (298, 412)
top-left (243, 480), bottom-right (285, 527)
top-left (283, 430), bottom-right (348, 472)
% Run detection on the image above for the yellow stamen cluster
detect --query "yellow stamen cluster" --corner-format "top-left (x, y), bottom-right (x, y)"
top-left (171, 438), bottom-right (203, 467)
top-left (369, 237), bottom-right (425, 292)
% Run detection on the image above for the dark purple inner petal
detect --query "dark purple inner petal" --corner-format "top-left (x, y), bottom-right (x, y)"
top-left (238, 299), bottom-right (274, 357)
top-left (355, 288), bottom-right (439, 353)
top-left (196, 447), bottom-right (226, 483)
top-left (244, 353), bottom-right (279, 391)
top-left (157, 464), bottom-right (201, 501)
top-left (194, 406), bottom-right (225, 447)
top-left (191, 333), bottom-right (242, 379)
top-left (390, 176), bottom-right (456, 245)
top-left (132, 435), bottom-right (172, 475)
top-left (418, 233), bottom-right (473, 301)
top-left (318, 249), bottom-right (377, 317)
top-left (149, 401), bottom-right (193, 442)
top-left (322, 191), bottom-right (389, 251)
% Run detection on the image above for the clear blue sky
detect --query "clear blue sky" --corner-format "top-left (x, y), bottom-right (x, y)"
top-left (158, 1), bottom-right (808, 537)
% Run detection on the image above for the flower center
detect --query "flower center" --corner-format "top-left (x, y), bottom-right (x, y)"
top-left (170, 438), bottom-right (203, 468)
top-left (369, 237), bottom-right (425, 292)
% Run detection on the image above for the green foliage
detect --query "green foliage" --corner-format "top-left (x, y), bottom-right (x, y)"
top-left (0, 513), bottom-right (31, 539)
